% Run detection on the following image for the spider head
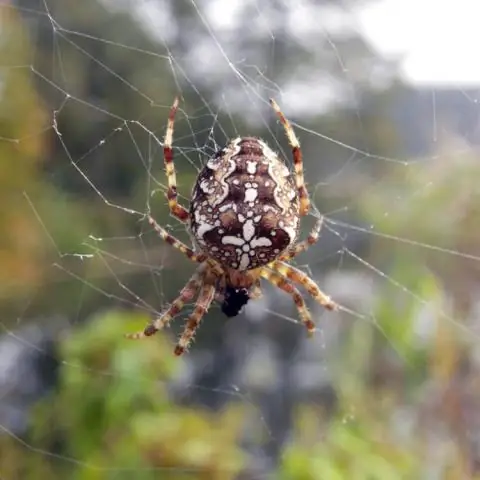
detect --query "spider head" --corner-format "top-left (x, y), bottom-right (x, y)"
top-left (221, 285), bottom-right (250, 317)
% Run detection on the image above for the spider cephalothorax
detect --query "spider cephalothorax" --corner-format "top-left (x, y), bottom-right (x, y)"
top-left (220, 286), bottom-right (250, 318)
top-left (127, 97), bottom-right (338, 355)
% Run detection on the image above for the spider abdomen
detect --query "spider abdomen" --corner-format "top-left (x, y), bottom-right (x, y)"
top-left (190, 137), bottom-right (300, 270)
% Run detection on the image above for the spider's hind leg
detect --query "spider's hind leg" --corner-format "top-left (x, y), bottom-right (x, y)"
top-left (147, 215), bottom-right (207, 263)
top-left (280, 215), bottom-right (323, 262)
top-left (163, 96), bottom-right (190, 223)
top-left (269, 98), bottom-right (310, 216)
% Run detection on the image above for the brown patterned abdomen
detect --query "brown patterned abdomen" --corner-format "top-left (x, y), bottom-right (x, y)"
top-left (189, 137), bottom-right (300, 270)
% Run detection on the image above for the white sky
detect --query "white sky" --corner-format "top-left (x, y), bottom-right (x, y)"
top-left (358, 0), bottom-right (480, 86)
top-left (133, 0), bottom-right (480, 87)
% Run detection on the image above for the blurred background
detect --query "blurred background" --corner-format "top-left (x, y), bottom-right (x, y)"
top-left (1, 0), bottom-right (480, 478)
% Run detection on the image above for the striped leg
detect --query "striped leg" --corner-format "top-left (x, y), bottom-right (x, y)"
top-left (280, 216), bottom-right (323, 262)
top-left (164, 97), bottom-right (189, 222)
top-left (270, 260), bottom-right (338, 311)
top-left (174, 283), bottom-right (216, 356)
top-left (270, 98), bottom-right (310, 216)
top-left (147, 215), bottom-right (207, 263)
top-left (126, 265), bottom-right (205, 339)
top-left (260, 268), bottom-right (315, 335)
top-left (250, 278), bottom-right (263, 300)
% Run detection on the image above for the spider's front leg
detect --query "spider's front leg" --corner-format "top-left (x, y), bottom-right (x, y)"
top-left (250, 279), bottom-right (263, 300)
top-left (163, 96), bottom-right (190, 223)
top-left (126, 265), bottom-right (206, 339)
top-left (260, 268), bottom-right (315, 335)
top-left (271, 260), bottom-right (338, 312)
top-left (175, 283), bottom-right (216, 356)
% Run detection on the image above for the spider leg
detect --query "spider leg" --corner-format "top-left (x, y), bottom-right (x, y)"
top-left (250, 278), bottom-right (263, 300)
top-left (126, 265), bottom-right (206, 339)
top-left (269, 98), bottom-right (310, 216)
top-left (164, 96), bottom-right (190, 223)
top-left (259, 268), bottom-right (315, 335)
top-left (147, 215), bottom-right (208, 263)
top-left (280, 215), bottom-right (323, 262)
top-left (270, 260), bottom-right (338, 311)
top-left (174, 283), bottom-right (216, 356)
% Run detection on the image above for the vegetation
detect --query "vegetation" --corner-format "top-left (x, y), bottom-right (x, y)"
top-left (1, 0), bottom-right (479, 478)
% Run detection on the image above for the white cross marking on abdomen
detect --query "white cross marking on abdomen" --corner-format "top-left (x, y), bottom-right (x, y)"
top-left (221, 219), bottom-right (273, 270)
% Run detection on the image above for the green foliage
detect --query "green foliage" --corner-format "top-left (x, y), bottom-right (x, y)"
top-left (3, 1), bottom-right (479, 479)
top-left (0, 310), bottom-right (245, 479)
top-left (358, 149), bottom-right (480, 305)
top-left (281, 406), bottom-right (420, 480)
top-left (278, 150), bottom-right (480, 477)
top-left (278, 258), bottom-right (473, 479)
top-left (0, 7), bottom-right (92, 317)
top-left (0, 6), bottom-right (51, 296)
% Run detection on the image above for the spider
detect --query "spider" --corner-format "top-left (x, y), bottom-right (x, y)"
top-left (127, 97), bottom-right (338, 355)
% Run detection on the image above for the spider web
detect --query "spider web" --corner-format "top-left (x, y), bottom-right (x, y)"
top-left (2, 0), bottom-right (480, 478)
